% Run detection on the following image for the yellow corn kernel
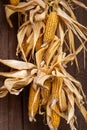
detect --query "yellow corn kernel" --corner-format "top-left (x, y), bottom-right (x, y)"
top-left (28, 84), bottom-right (40, 122)
top-left (41, 79), bottom-right (51, 106)
top-left (43, 12), bottom-right (59, 43)
top-left (52, 77), bottom-right (63, 101)
top-left (35, 36), bottom-right (43, 52)
top-left (51, 104), bottom-right (60, 128)
top-left (9, 0), bottom-right (20, 5)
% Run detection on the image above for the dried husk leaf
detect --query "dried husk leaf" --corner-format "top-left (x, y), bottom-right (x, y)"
top-left (0, 59), bottom-right (36, 70)
top-left (0, 86), bottom-right (8, 98)
top-left (5, 0), bottom-right (45, 27)
top-left (0, 70), bottom-right (28, 79)
top-left (36, 45), bottom-right (48, 68)
top-left (59, 88), bottom-right (68, 112)
top-left (44, 37), bottom-right (60, 66)
top-left (68, 29), bottom-right (79, 69)
top-left (35, 10), bottom-right (46, 21)
top-left (29, 5), bottom-right (40, 24)
top-left (17, 24), bottom-right (29, 61)
top-left (75, 98), bottom-right (87, 122)
top-left (60, 65), bottom-right (86, 100)
top-left (72, 0), bottom-right (87, 10)
top-left (34, 70), bottom-right (53, 89)
top-left (5, 6), bottom-right (15, 27)
top-left (58, 22), bottom-right (65, 47)
top-left (57, 7), bottom-right (87, 50)
top-left (64, 78), bottom-right (83, 102)
top-left (4, 75), bottom-right (33, 94)
top-left (35, 36), bottom-right (43, 51)
top-left (59, 0), bottom-right (76, 20)
top-left (65, 87), bottom-right (75, 124)
top-left (22, 39), bottom-right (33, 59)
top-left (32, 21), bottom-right (45, 56)
top-left (17, 21), bottom-right (45, 60)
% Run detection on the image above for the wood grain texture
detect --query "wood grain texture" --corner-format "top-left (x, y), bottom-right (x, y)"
top-left (0, 0), bottom-right (87, 130)
top-left (75, 0), bottom-right (87, 130)
top-left (8, 19), bottom-right (23, 130)
top-left (0, 1), bottom-right (8, 130)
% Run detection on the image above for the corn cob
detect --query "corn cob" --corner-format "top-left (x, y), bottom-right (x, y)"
top-left (51, 104), bottom-right (60, 129)
top-left (41, 79), bottom-right (51, 106)
top-left (9, 0), bottom-right (20, 5)
top-left (47, 101), bottom-right (60, 129)
top-left (46, 77), bottom-right (62, 129)
top-left (43, 12), bottom-right (59, 44)
top-left (35, 36), bottom-right (43, 52)
top-left (52, 77), bottom-right (63, 103)
top-left (28, 84), bottom-right (40, 122)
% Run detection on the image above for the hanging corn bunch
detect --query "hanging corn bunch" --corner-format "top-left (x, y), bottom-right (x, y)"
top-left (0, 0), bottom-right (87, 130)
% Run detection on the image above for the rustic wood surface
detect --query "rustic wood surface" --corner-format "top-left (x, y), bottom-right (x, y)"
top-left (0, 0), bottom-right (87, 130)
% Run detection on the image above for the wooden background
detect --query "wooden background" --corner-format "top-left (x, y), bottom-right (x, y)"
top-left (0, 0), bottom-right (87, 130)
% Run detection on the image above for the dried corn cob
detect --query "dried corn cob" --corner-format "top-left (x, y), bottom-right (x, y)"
top-left (41, 79), bottom-right (51, 106)
top-left (47, 101), bottom-right (60, 130)
top-left (43, 12), bottom-right (59, 44)
top-left (51, 104), bottom-right (60, 129)
top-left (52, 77), bottom-right (63, 104)
top-left (46, 77), bottom-right (62, 129)
top-left (28, 83), bottom-right (40, 122)
top-left (9, 0), bottom-right (20, 5)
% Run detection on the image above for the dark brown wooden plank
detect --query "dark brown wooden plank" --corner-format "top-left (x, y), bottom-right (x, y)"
top-left (8, 16), bottom-right (24, 130)
top-left (8, 94), bottom-right (23, 130)
top-left (75, 0), bottom-right (87, 130)
top-left (0, 1), bottom-right (23, 130)
top-left (0, 1), bottom-right (9, 130)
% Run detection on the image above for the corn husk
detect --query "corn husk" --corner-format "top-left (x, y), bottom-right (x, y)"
top-left (0, 59), bottom-right (36, 70)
